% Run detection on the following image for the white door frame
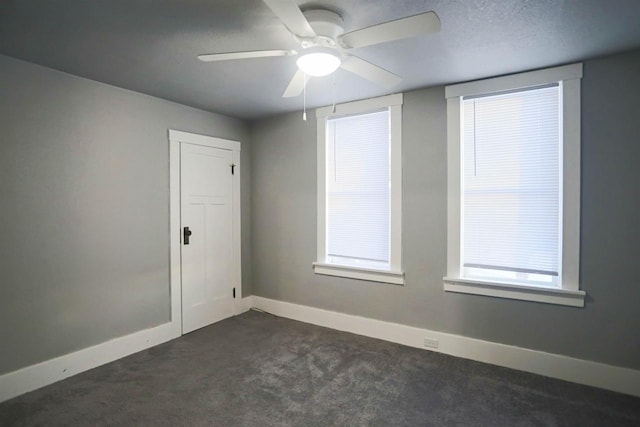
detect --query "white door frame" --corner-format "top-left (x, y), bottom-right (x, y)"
top-left (169, 129), bottom-right (242, 337)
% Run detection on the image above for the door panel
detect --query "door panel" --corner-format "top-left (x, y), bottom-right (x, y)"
top-left (181, 143), bottom-right (234, 334)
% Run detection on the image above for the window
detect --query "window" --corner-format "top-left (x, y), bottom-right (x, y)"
top-left (313, 94), bottom-right (404, 285)
top-left (444, 64), bottom-right (585, 307)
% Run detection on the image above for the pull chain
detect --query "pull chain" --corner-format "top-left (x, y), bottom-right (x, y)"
top-left (302, 72), bottom-right (307, 121)
top-left (332, 71), bottom-right (336, 113)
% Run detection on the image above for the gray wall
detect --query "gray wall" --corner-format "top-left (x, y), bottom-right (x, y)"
top-left (250, 48), bottom-right (640, 370)
top-left (0, 54), bottom-right (251, 375)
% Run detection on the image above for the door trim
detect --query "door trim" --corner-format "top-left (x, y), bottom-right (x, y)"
top-left (169, 129), bottom-right (241, 337)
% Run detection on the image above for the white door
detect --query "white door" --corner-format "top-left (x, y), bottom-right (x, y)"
top-left (181, 142), bottom-right (235, 334)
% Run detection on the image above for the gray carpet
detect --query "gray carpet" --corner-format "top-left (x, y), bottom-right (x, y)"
top-left (1, 310), bottom-right (639, 426)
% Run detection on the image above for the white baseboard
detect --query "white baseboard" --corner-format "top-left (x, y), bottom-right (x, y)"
top-left (0, 297), bottom-right (255, 403)
top-left (0, 322), bottom-right (177, 403)
top-left (239, 295), bottom-right (254, 313)
top-left (4, 296), bottom-right (637, 403)
top-left (251, 296), bottom-right (640, 397)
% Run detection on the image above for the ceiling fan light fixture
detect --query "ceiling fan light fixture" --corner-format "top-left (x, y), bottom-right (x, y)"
top-left (296, 50), bottom-right (341, 77)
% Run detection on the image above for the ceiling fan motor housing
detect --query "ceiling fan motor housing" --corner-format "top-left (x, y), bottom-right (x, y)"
top-left (300, 9), bottom-right (344, 49)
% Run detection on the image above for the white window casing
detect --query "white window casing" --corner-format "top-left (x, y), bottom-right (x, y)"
top-left (314, 93), bottom-right (404, 285)
top-left (443, 63), bottom-right (585, 307)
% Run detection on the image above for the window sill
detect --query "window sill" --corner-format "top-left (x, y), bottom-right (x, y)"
top-left (443, 277), bottom-right (585, 307)
top-left (313, 262), bottom-right (404, 285)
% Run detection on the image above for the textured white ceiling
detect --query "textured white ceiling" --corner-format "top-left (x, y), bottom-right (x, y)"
top-left (1, 0), bottom-right (640, 120)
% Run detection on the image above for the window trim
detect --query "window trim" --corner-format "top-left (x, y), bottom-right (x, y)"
top-left (443, 63), bottom-right (585, 307)
top-left (313, 93), bottom-right (404, 285)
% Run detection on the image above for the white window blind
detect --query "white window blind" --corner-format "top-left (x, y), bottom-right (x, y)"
top-left (462, 85), bottom-right (561, 285)
top-left (326, 109), bottom-right (390, 270)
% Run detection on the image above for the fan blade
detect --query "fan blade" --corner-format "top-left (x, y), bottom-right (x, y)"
top-left (341, 56), bottom-right (401, 88)
top-left (339, 11), bottom-right (440, 49)
top-left (262, 0), bottom-right (316, 38)
top-left (282, 69), bottom-right (307, 98)
top-left (198, 49), bottom-right (296, 62)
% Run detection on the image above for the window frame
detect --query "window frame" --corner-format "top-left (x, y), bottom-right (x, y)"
top-left (443, 63), bottom-right (585, 307)
top-left (313, 93), bottom-right (404, 285)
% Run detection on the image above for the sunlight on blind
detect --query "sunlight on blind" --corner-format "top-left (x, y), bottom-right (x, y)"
top-left (326, 110), bottom-right (390, 269)
top-left (462, 85), bottom-right (561, 284)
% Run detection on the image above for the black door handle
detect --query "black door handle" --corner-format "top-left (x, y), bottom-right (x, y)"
top-left (183, 226), bottom-right (192, 245)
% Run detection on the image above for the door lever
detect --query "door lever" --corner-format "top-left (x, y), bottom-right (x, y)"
top-left (183, 226), bottom-right (192, 245)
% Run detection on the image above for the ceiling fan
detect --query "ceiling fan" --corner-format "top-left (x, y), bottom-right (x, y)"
top-left (198, 0), bottom-right (441, 98)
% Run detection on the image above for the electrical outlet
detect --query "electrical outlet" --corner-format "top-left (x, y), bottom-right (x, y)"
top-left (423, 337), bottom-right (439, 349)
